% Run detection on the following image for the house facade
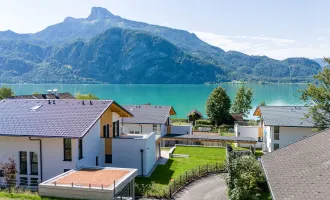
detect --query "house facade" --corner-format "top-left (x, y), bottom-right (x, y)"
top-left (235, 106), bottom-right (315, 152)
top-left (0, 99), bottom-right (159, 188)
top-left (255, 106), bottom-right (314, 152)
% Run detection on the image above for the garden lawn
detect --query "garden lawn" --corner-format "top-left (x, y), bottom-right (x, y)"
top-left (136, 146), bottom-right (226, 187)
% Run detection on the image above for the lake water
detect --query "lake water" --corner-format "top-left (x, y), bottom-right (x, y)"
top-left (2, 84), bottom-right (308, 119)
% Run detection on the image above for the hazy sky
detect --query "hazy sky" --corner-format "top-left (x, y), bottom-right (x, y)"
top-left (0, 0), bottom-right (329, 59)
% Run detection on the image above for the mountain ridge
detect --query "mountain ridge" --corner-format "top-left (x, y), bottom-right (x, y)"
top-left (0, 7), bottom-right (322, 84)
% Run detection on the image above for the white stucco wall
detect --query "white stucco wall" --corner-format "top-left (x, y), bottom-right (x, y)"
top-left (235, 126), bottom-right (262, 148)
top-left (123, 123), bottom-right (162, 136)
top-left (111, 133), bottom-right (156, 176)
top-left (77, 119), bottom-right (103, 168)
top-left (171, 125), bottom-right (192, 135)
top-left (265, 126), bottom-right (314, 152)
top-left (0, 136), bottom-right (78, 183)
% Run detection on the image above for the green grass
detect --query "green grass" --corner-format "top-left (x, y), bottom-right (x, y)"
top-left (0, 191), bottom-right (74, 200)
top-left (136, 146), bottom-right (226, 186)
top-left (219, 131), bottom-right (234, 136)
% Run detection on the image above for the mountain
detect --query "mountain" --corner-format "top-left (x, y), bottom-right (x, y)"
top-left (313, 58), bottom-right (329, 68)
top-left (0, 7), bottom-right (322, 83)
top-left (0, 28), bottom-right (226, 83)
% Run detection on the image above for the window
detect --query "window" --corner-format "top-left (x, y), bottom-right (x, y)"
top-left (29, 178), bottom-right (38, 187)
top-left (20, 177), bottom-right (27, 186)
top-left (19, 151), bottom-right (27, 174)
top-left (129, 131), bottom-right (134, 134)
top-left (274, 143), bottom-right (280, 151)
top-left (30, 152), bottom-right (38, 175)
top-left (0, 170), bottom-right (3, 177)
top-left (64, 169), bottom-right (71, 172)
top-left (63, 138), bottom-right (72, 161)
top-left (116, 120), bottom-right (120, 137)
top-left (103, 124), bottom-right (110, 138)
top-left (258, 137), bottom-right (263, 142)
top-left (153, 124), bottom-right (157, 132)
top-left (78, 138), bottom-right (83, 160)
top-left (135, 131), bottom-right (140, 134)
top-left (113, 121), bottom-right (119, 138)
top-left (96, 156), bottom-right (99, 166)
top-left (274, 126), bottom-right (279, 140)
top-left (105, 154), bottom-right (112, 163)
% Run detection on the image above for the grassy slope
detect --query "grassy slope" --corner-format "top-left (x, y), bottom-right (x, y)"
top-left (136, 146), bottom-right (226, 186)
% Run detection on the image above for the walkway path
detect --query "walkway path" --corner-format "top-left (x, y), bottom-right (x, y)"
top-left (174, 174), bottom-right (227, 200)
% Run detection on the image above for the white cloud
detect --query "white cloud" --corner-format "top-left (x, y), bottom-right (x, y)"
top-left (193, 31), bottom-right (330, 59)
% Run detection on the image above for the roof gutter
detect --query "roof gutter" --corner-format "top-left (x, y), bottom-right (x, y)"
top-left (260, 159), bottom-right (276, 200)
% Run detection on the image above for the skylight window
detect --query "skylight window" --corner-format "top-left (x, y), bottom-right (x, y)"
top-left (30, 105), bottom-right (42, 111)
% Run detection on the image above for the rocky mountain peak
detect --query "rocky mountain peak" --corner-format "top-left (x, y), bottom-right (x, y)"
top-left (87, 7), bottom-right (114, 20)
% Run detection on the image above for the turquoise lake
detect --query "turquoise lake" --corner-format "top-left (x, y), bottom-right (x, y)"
top-left (2, 84), bottom-right (308, 119)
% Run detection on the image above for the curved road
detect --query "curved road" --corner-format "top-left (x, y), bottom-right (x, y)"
top-left (174, 174), bottom-right (227, 200)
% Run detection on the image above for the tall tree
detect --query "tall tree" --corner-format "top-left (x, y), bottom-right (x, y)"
top-left (231, 86), bottom-right (254, 118)
top-left (75, 92), bottom-right (99, 100)
top-left (206, 86), bottom-right (231, 126)
top-left (301, 58), bottom-right (330, 129)
top-left (0, 86), bottom-right (13, 100)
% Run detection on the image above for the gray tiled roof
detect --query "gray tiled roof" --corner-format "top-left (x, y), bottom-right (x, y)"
top-left (259, 106), bottom-right (314, 127)
top-left (122, 105), bottom-right (172, 124)
top-left (261, 128), bottom-right (330, 200)
top-left (0, 99), bottom-right (113, 138)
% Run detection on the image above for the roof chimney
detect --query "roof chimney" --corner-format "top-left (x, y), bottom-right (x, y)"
top-left (82, 100), bottom-right (85, 105)
top-left (48, 100), bottom-right (51, 104)
top-left (90, 100), bottom-right (93, 105)
top-left (53, 100), bottom-right (55, 104)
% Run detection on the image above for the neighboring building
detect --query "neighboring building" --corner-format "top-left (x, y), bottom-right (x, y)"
top-left (235, 106), bottom-right (315, 152)
top-left (39, 166), bottom-right (137, 200)
top-left (261, 128), bottom-right (330, 200)
top-left (187, 109), bottom-right (203, 122)
top-left (121, 105), bottom-right (192, 149)
top-left (122, 105), bottom-right (176, 136)
top-left (10, 89), bottom-right (75, 99)
top-left (0, 99), bottom-right (160, 189)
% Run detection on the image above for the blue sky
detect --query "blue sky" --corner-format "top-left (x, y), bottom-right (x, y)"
top-left (0, 0), bottom-right (329, 59)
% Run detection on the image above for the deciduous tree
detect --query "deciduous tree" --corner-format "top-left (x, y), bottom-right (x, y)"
top-left (0, 86), bottom-right (13, 100)
top-left (206, 86), bottom-right (231, 126)
top-left (301, 58), bottom-right (330, 129)
top-left (231, 86), bottom-right (254, 118)
top-left (75, 92), bottom-right (99, 100)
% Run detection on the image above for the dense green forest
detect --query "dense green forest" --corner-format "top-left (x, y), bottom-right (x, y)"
top-left (0, 7), bottom-right (322, 84)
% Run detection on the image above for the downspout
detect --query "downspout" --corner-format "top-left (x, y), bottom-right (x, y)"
top-left (29, 137), bottom-right (43, 182)
top-left (139, 124), bottom-right (142, 134)
top-left (140, 149), bottom-right (144, 176)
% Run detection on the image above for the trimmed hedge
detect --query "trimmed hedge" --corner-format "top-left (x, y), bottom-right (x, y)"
top-left (171, 118), bottom-right (188, 123)
top-left (195, 119), bottom-right (213, 125)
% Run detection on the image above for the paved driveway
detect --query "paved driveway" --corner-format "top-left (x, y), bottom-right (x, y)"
top-left (174, 174), bottom-right (227, 200)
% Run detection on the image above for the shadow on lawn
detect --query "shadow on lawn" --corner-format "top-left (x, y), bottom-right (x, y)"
top-left (136, 159), bottom-right (175, 185)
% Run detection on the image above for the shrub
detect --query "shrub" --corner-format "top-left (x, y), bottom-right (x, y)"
top-left (171, 118), bottom-right (188, 123)
top-left (226, 155), bottom-right (268, 200)
top-left (195, 119), bottom-right (213, 125)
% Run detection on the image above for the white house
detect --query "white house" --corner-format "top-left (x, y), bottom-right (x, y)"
top-left (239, 106), bottom-right (315, 152)
top-left (0, 99), bottom-right (158, 188)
